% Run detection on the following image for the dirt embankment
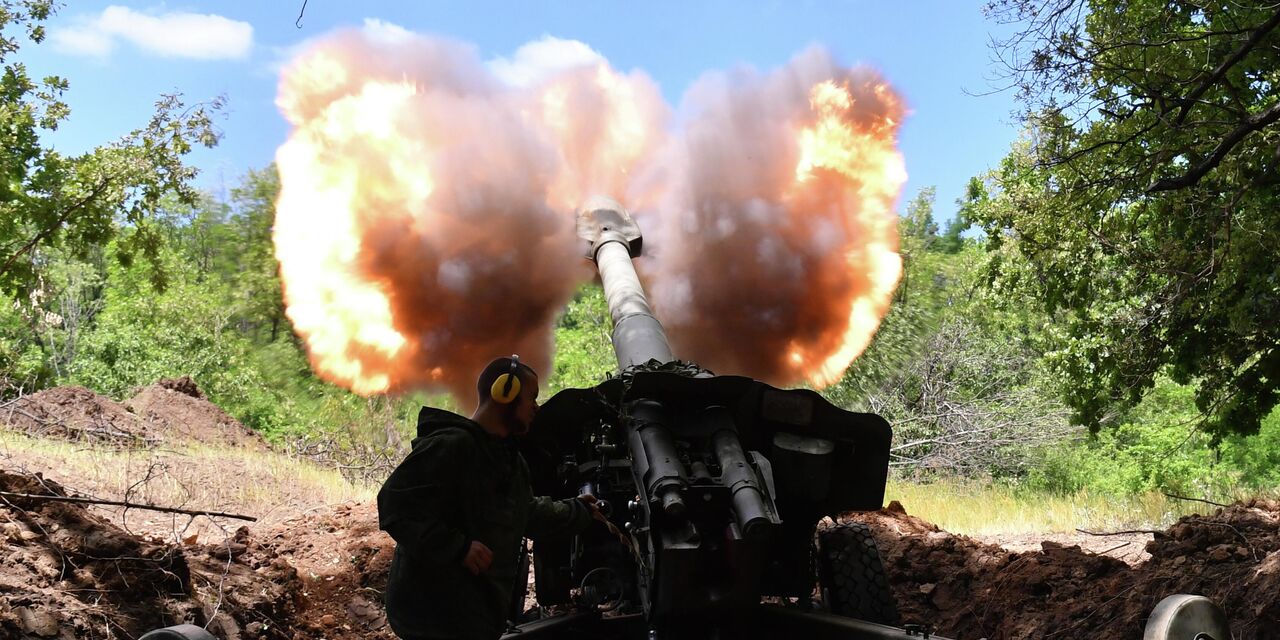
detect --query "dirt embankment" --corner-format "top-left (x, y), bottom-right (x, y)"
top-left (4, 378), bottom-right (268, 450)
top-left (0, 468), bottom-right (394, 640)
top-left (4, 473), bottom-right (1276, 640)
top-left (1, 382), bottom-right (1278, 639)
top-left (0, 469), bottom-right (300, 639)
top-left (852, 500), bottom-right (1280, 639)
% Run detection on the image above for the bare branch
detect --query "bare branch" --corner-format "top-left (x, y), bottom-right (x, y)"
top-left (1162, 491), bottom-right (1230, 509)
top-left (0, 490), bottom-right (257, 521)
top-left (1076, 527), bottom-right (1163, 536)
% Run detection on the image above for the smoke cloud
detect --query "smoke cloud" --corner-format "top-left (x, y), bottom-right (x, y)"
top-left (637, 48), bottom-right (906, 387)
top-left (274, 26), bottom-right (665, 398)
top-left (274, 27), bottom-right (904, 398)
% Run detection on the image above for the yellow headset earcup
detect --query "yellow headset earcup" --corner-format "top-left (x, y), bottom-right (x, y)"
top-left (490, 373), bottom-right (522, 404)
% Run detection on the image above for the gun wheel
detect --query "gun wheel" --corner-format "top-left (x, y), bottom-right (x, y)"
top-left (1142, 594), bottom-right (1231, 640)
top-left (139, 625), bottom-right (217, 640)
top-left (816, 521), bottom-right (899, 626)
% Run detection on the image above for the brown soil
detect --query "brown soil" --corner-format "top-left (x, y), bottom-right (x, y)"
top-left (972, 531), bottom-right (1154, 566)
top-left (126, 377), bottom-right (268, 450)
top-left (0, 467), bottom-right (395, 640)
top-left (4, 386), bottom-right (152, 445)
top-left (3, 379), bottom-right (267, 451)
top-left (2, 382), bottom-right (1278, 639)
top-left (2, 461), bottom-right (1278, 639)
top-left (258, 503), bottom-right (395, 639)
top-left (0, 469), bottom-right (300, 640)
top-left (850, 500), bottom-right (1280, 639)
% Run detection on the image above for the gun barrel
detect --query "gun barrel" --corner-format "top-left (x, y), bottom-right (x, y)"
top-left (577, 197), bottom-right (674, 369)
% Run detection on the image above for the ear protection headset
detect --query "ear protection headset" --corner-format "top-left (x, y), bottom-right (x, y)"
top-left (489, 354), bottom-right (522, 404)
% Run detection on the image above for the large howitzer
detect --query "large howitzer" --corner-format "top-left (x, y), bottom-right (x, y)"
top-left (512, 197), bottom-right (916, 639)
top-left (506, 198), bottom-right (1236, 640)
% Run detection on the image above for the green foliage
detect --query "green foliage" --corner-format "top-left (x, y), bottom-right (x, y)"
top-left (936, 177), bottom-right (982, 254)
top-left (833, 235), bottom-right (996, 407)
top-left (0, 1), bottom-right (221, 296)
top-left (548, 285), bottom-right (614, 392)
top-left (0, 291), bottom-right (47, 389)
top-left (901, 186), bottom-right (938, 244)
top-left (228, 167), bottom-right (286, 343)
top-left (830, 233), bottom-right (1070, 478)
top-left (69, 242), bottom-right (261, 408)
top-left (1220, 411), bottom-right (1280, 487)
top-left (977, 0), bottom-right (1280, 437)
top-left (1027, 377), bottom-right (1280, 498)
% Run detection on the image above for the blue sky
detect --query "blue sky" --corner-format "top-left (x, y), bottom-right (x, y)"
top-left (24, 1), bottom-right (1022, 223)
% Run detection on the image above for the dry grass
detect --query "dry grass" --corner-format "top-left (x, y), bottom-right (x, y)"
top-left (2, 428), bottom-right (1265, 542)
top-left (0, 431), bottom-right (374, 540)
top-left (884, 478), bottom-right (1262, 535)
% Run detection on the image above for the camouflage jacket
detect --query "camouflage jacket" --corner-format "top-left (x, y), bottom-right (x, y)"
top-left (377, 407), bottom-right (591, 640)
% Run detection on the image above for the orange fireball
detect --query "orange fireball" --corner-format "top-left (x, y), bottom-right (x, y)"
top-left (274, 27), bottom-right (903, 397)
top-left (643, 53), bottom-right (906, 390)
top-left (273, 28), bottom-right (665, 397)
top-left (787, 80), bottom-right (905, 387)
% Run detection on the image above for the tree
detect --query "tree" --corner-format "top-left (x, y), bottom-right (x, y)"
top-left (869, 317), bottom-right (1071, 477)
top-left (901, 186), bottom-right (939, 244)
top-left (549, 285), bottom-right (615, 391)
top-left (69, 240), bottom-right (262, 411)
top-left (937, 177), bottom-right (982, 254)
top-left (228, 167), bottom-right (286, 343)
top-left (975, 0), bottom-right (1280, 437)
top-left (0, 0), bottom-right (221, 296)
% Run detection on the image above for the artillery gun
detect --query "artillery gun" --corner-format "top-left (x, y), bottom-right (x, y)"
top-left (502, 197), bottom-right (1235, 640)
top-left (141, 198), bottom-right (1232, 640)
top-left (505, 197), bottom-right (920, 639)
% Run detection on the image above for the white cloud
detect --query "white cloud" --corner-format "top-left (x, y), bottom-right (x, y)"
top-left (52, 6), bottom-right (253, 60)
top-left (487, 36), bottom-right (606, 87)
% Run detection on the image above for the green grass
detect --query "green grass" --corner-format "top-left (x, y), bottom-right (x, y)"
top-left (884, 477), bottom-right (1269, 535)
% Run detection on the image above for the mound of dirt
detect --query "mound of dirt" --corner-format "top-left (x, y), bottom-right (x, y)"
top-left (851, 500), bottom-right (1280, 639)
top-left (2, 454), bottom-right (1277, 640)
top-left (0, 469), bottom-right (301, 639)
top-left (257, 503), bottom-right (396, 639)
top-left (126, 377), bottom-right (267, 450)
top-left (2, 386), bottom-right (154, 445)
top-left (2, 380), bottom-right (268, 451)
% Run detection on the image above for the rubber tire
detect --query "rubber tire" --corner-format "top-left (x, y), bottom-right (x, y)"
top-left (816, 521), bottom-right (900, 626)
top-left (139, 625), bottom-right (217, 640)
top-left (1142, 594), bottom-right (1231, 640)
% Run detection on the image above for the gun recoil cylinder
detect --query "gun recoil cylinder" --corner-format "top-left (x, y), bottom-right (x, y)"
top-left (704, 406), bottom-right (775, 541)
top-left (627, 400), bottom-right (688, 518)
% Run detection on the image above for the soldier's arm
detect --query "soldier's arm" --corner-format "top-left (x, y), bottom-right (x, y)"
top-left (525, 495), bottom-right (593, 540)
top-left (377, 431), bottom-right (474, 565)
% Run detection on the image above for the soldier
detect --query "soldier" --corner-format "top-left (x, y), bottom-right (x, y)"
top-left (377, 356), bottom-right (597, 640)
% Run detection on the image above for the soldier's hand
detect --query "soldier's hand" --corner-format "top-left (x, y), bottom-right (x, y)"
top-left (577, 494), bottom-right (602, 518)
top-left (462, 541), bottom-right (493, 575)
